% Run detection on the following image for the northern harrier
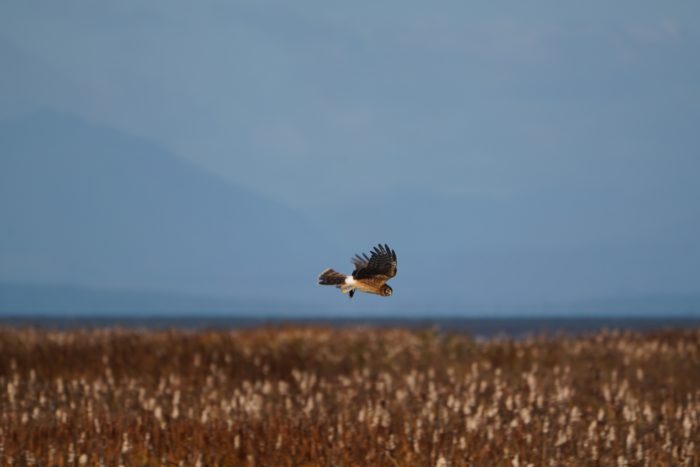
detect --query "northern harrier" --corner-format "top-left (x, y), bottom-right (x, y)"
top-left (318, 244), bottom-right (397, 298)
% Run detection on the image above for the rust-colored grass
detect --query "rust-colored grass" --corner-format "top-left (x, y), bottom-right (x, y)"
top-left (0, 326), bottom-right (698, 466)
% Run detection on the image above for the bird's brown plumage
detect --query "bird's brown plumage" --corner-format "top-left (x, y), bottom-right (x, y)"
top-left (318, 244), bottom-right (397, 298)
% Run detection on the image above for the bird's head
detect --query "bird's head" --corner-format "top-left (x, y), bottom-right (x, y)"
top-left (380, 284), bottom-right (393, 297)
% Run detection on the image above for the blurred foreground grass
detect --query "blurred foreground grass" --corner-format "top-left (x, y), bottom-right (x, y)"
top-left (0, 326), bottom-right (698, 466)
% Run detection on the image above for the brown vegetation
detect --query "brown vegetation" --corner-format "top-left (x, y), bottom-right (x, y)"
top-left (0, 326), bottom-right (698, 466)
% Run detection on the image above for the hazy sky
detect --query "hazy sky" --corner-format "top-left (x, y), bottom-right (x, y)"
top-left (3, 1), bottom-right (698, 208)
top-left (1, 1), bottom-right (699, 312)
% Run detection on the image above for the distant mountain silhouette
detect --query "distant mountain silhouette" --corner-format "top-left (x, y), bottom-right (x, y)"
top-left (1, 280), bottom-right (698, 317)
top-left (0, 111), bottom-right (331, 300)
top-left (0, 281), bottom-right (311, 315)
top-left (1, 111), bottom-right (698, 316)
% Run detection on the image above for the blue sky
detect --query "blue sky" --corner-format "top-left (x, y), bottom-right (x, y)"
top-left (2, 1), bottom-right (698, 206)
top-left (1, 1), bottom-right (699, 314)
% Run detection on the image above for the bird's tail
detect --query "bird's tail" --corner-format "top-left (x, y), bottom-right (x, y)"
top-left (318, 268), bottom-right (347, 285)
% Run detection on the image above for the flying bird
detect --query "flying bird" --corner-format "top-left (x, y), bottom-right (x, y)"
top-left (318, 244), bottom-right (397, 298)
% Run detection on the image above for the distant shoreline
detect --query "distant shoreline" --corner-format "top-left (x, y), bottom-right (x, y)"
top-left (2, 315), bottom-right (699, 338)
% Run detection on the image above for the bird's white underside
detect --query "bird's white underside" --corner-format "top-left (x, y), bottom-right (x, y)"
top-left (339, 275), bottom-right (356, 294)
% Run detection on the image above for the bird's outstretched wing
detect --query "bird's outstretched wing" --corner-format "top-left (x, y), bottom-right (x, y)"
top-left (352, 244), bottom-right (397, 279)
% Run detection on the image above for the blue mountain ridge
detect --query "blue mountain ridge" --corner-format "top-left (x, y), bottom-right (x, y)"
top-left (0, 111), bottom-right (334, 302)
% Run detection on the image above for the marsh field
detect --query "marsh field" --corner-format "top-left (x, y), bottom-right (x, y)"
top-left (0, 326), bottom-right (698, 466)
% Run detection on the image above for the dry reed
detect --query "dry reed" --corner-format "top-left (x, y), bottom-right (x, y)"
top-left (0, 326), bottom-right (698, 466)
